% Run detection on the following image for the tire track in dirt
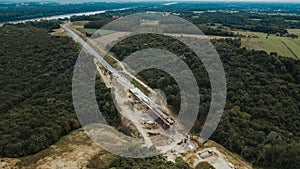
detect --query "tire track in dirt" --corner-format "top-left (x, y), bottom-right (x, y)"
top-left (280, 39), bottom-right (299, 59)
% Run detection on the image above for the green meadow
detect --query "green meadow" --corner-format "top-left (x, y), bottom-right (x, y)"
top-left (238, 31), bottom-right (300, 59)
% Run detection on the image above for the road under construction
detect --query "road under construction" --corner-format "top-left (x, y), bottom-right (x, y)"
top-left (62, 24), bottom-right (175, 130)
top-left (129, 88), bottom-right (175, 129)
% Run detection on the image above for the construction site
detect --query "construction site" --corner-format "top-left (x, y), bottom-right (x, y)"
top-left (62, 23), bottom-right (252, 169)
top-left (96, 61), bottom-right (240, 169)
top-left (129, 87), bottom-right (175, 129)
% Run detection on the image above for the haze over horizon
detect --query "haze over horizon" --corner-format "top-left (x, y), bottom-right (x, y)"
top-left (1, 0), bottom-right (300, 3)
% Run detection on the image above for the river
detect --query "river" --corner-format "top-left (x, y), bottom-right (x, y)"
top-left (0, 7), bottom-right (130, 26)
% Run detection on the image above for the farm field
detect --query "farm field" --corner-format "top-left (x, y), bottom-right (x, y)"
top-left (76, 28), bottom-right (115, 36)
top-left (238, 31), bottom-right (300, 59)
top-left (72, 20), bottom-right (90, 26)
top-left (76, 28), bottom-right (98, 35)
top-left (285, 20), bottom-right (299, 23)
top-left (288, 29), bottom-right (300, 36)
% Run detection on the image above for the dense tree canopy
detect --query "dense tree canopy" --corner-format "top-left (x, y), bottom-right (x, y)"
top-left (0, 25), bottom-right (121, 157)
top-left (107, 156), bottom-right (191, 169)
top-left (5, 20), bottom-right (61, 32)
top-left (183, 12), bottom-right (300, 34)
top-left (1, 6), bottom-right (299, 167)
top-left (109, 34), bottom-right (300, 169)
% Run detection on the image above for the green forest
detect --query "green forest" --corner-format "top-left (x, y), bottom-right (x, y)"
top-left (0, 22), bottom-right (195, 169)
top-left (109, 34), bottom-right (300, 169)
top-left (71, 9), bottom-right (300, 37)
top-left (1, 5), bottom-right (300, 168)
top-left (0, 25), bottom-right (121, 157)
top-left (98, 156), bottom-right (191, 169)
top-left (108, 157), bottom-right (191, 169)
top-left (184, 12), bottom-right (300, 35)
